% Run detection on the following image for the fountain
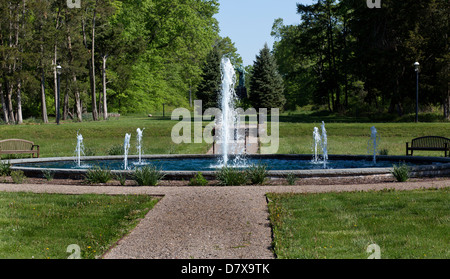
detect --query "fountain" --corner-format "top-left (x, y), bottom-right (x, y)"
top-left (75, 132), bottom-right (84, 167)
top-left (311, 122), bottom-right (328, 168)
top-left (218, 57), bottom-right (242, 167)
top-left (123, 133), bottom-right (131, 170)
top-left (136, 128), bottom-right (145, 165)
top-left (313, 127), bottom-right (321, 162)
top-left (368, 126), bottom-right (380, 164)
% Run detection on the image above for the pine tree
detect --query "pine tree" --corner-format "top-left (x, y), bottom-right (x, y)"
top-left (249, 43), bottom-right (285, 110)
top-left (196, 45), bottom-right (222, 111)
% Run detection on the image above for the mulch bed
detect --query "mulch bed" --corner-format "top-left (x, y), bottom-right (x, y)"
top-left (2, 174), bottom-right (445, 187)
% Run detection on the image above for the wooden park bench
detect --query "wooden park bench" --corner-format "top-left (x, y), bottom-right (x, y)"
top-left (406, 136), bottom-right (450, 157)
top-left (0, 139), bottom-right (40, 158)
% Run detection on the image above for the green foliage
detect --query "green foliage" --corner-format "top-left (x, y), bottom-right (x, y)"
top-left (196, 44), bottom-right (222, 110)
top-left (0, 161), bottom-right (11, 176)
top-left (115, 172), bottom-right (127, 186)
top-left (133, 166), bottom-right (165, 186)
top-left (391, 163), bottom-right (411, 182)
top-left (84, 167), bottom-right (113, 184)
top-left (216, 167), bottom-right (248, 186)
top-left (42, 170), bottom-right (55, 181)
top-left (272, 0), bottom-right (450, 119)
top-left (10, 170), bottom-right (26, 184)
top-left (285, 173), bottom-right (297, 185)
top-left (246, 163), bottom-right (268, 185)
top-left (108, 144), bottom-right (124, 156)
top-left (188, 172), bottom-right (209, 186)
top-left (249, 43), bottom-right (286, 110)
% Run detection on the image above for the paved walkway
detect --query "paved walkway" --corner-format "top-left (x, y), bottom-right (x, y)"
top-left (0, 179), bottom-right (449, 259)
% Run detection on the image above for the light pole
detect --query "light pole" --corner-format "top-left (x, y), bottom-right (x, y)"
top-left (56, 64), bottom-right (62, 125)
top-left (414, 62), bottom-right (420, 123)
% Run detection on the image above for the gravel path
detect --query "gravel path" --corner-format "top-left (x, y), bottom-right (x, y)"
top-left (0, 179), bottom-right (449, 259)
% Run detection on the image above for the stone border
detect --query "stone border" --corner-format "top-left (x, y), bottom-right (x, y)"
top-left (6, 154), bottom-right (450, 180)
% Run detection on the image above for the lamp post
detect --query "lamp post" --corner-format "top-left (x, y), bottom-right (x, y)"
top-left (414, 62), bottom-right (420, 123)
top-left (56, 64), bottom-right (62, 125)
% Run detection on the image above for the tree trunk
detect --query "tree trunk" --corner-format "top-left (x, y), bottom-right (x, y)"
top-left (0, 83), bottom-right (9, 124)
top-left (41, 69), bottom-right (49, 123)
top-left (63, 89), bottom-right (69, 120)
top-left (90, 6), bottom-right (98, 121)
top-left (16, 80), bottom-right (23, 124)
top-left (445, 83), bottom-right (450, 120)
top-left (6, 82), bottom-right (16, 123)
top-left (102, 55), bottom-right (108, 120)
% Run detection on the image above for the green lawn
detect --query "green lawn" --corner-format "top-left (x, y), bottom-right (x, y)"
top-left (1, 112), bottom-right (449, 158)
top-left (267, 188), bottom-right (450, 259)
top-left (0, 192), bottom-right (159, 259)
top-left (0, 115), bottom-right (210, 158)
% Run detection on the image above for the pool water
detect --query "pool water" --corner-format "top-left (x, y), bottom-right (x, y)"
top-left (15, 157), bottom-right (428, 172)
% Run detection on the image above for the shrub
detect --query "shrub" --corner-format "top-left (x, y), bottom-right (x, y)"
top-left (379, 149), bottom-right (389, 156)
top-left (391, 163), bottom-right (410, 182)
top-left (85, 167), bottom-right (113, 184)
top-left (246, 163), bottom-right (268, 185)
top-left (134, 165), bottom-right (165, 186)
top-left (11, 170), bottom-right (26, 184)
top-left (188, 172), bottom-right (209, 186)
top-left (42, 170), bottom-right (54, 181)
top-left (286, 173), bottom-right (297, 185)
top-left (115, 173), bottom-right (127, 186)
top-left (216, 167), bottom-right (248, 186)
top-left (0, 161), bottom-right (11, 176)
top-left (108, 144), bottom-right (124, 156)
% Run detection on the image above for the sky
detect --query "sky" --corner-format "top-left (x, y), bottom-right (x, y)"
top-left (215, 0), bottom-right (314, 66)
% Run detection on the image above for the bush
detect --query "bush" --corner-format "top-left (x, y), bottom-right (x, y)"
top-left (188, 172), bottom-right (209, 186)
top-left (42, 170), bottom-right (54, 181)
top-left (115, 173), bottom-right (127, 186)
top-left (85, 167), bottom-right (113, 184)
top-left (0, 161), bottom-right (11, 176)
top-left (246, 163), bottom-right (268, 185)
top-left (108, 144), bottom-right (124, 156)
top-left (11, 170), bottom-right (26, 184)
top-left (285, 173), bottom-right (297, 185)
top-left (391, 163), bottom-right (410, 182)
top-left (216, 167), bottom-right (248, 186)
top-left (134, 165), bottom-right (165, 186)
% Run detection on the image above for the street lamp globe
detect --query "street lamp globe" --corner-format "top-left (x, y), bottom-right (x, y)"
top-left (414, 62), bottom-right (420, 72)
top-left (56, 64), bottom-right (62, 75)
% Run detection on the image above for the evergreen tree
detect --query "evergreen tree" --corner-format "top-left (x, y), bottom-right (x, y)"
top-left (249, 44), bottom-right (285, 111)
top-left (196, 44), bottom-right (222, 111)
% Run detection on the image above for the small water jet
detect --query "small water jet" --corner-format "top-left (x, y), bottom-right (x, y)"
top-left (136, 128), bottom-right (145, 165)
top-left (313, 127), bottom-right (321, 162)
top-left (368, 126), bottom-right (380, 164)
top-left (75, 132), bottom-right (84, 167)
top-left (123, 133), bottom-right (131, 170)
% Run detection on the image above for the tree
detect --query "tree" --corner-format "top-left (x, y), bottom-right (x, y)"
top-left (249, 43), bottom-right (285, 111)
top-left (196, 44), bottom-right (222, 111)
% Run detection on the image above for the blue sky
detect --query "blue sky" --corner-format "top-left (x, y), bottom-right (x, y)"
top-left (215, 0), bottom-right (314, 66)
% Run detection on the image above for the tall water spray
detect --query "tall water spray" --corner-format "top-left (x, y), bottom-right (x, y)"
top-left (123, 133), bottom-right (131, 170)
top-left (75, 132), bottom-right (84, 167)
top-left (136, 128), bottom-right (145, 164)
top-left (368, 126), bottom-right (380, 164)
top-left (219, 57), bottom-right (238, 166)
